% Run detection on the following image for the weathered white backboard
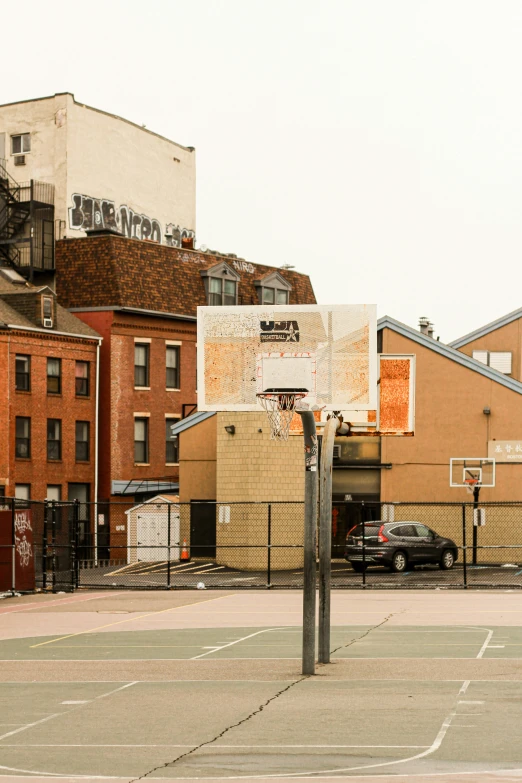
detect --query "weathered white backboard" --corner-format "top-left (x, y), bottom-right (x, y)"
top-left (197, 304), bottom-right (377, 412)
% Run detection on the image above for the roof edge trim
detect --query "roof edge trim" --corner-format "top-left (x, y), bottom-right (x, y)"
top-left (378, 315), bottom-right (522, 395)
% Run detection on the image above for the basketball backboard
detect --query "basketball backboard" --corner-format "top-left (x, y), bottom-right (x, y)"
top-left (450, 458), bottom-right (496, 488)
top-left (197, 304), bottom-right (377, 412)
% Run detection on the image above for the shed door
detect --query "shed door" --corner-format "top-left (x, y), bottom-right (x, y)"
top-left (137, 511), bottom-right (167, 562)
top-left (190, 502), bottom-right (216, 559)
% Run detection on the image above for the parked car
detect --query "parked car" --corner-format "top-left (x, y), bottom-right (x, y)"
top-left (344, 521), bottom-right (458, 573)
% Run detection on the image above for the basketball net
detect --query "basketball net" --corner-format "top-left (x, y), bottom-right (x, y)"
top-left (464, 478), bottom-right (479, 496)
top-left (257, 392), bottom-right (307, 441)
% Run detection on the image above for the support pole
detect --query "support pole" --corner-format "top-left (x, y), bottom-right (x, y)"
top-left (472, 486), bottom-right (480, 565)
top-left (298, 410), bottom-right (318, 676)
top-left (318, 416), bottom-right (337, 664)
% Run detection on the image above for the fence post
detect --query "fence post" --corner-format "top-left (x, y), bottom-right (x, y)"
top-left (73, 499), bottom-right (80, 590)
top-left (42, 500), bottom-right (48, 590)
top-left (462, 502), bottom-right (467, 589)
top-left (267, 503), bottom-right (272, 589)
top-left (167, 503), bottom-right (172, 590)
top-left (11, 498), bottom-right (16, 593)
top-left (361, 501), bottom-right (366, 588)
top-left (472, 486), bottom-right (480, 565)
top-left (51, 500), bottom-right (56, 593)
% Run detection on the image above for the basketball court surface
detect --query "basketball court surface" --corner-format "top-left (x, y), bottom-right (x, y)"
top-left (1, 589), bottom-right (522, 782)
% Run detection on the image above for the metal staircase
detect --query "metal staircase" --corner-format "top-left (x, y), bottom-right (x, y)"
top-left (0, 159), bottom-right (30, 269)
top-left (0, 159), bottom-right (55, 279)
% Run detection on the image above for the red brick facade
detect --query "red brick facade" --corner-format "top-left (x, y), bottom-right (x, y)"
top-left (75, 310), bottom-right (197, 503)
top-left (0, 329), bottom-right (98, 502)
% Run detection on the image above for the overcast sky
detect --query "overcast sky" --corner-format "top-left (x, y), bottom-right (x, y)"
top-left (7, 1), bottom-right (522, 341)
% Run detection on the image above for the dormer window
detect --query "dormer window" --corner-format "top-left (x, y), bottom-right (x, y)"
top-left (200, 261), bottom-right (240, 306)
top-left (41, 295), bottom-right (54, 327)
top-left (255, 271), bottom-right (292, 306)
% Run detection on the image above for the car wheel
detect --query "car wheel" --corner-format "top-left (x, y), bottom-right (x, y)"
top-left (440, 550), bottom-right (455, 570)
top-left (351, 563), bottom-right (366, 573)
top-left (391, 551), bottom-right (408, 573)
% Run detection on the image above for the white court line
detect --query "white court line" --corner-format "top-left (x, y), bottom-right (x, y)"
top-left (0, 743), bottom-right (431, 749)
top-left (191, 628), bottom-right (289, 659)
top-left (0, 715), bottom-right (60, 742)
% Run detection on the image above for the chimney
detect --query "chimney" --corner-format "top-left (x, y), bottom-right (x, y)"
top-left (427, 322), bottom-right (435, 339)
top-left (419, 316), bottom-right (430, 335)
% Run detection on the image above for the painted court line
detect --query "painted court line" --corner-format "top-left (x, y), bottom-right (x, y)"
top-left (191, 627), bottom-right (288, 659)
top-left (29, 593), bottom-right (235, 648)
top-left (0, 592), bottom-right (121, 615)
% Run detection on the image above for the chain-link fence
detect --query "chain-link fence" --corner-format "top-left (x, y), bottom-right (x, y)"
top-left (3, 498), bottom-right (522, 592)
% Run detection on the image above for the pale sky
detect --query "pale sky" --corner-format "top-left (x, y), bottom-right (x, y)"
top-left (7, 0), bottom-right (522, 342)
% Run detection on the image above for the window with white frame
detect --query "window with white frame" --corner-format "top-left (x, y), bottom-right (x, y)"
top-left (200, 262), bottom-right (240, 306)
top-left (472, 350), bottom-right (512, 375)
top-left (166, 346), bottom-right (180, 389)
top-left (254, 272), bottom-right (292, 306)
top-left (11, 133), bottom-right (31, 155)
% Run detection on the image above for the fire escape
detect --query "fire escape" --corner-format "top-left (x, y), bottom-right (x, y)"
top-left (0, 159), bottom-right (55, 280)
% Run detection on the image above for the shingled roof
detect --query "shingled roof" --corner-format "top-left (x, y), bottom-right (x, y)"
top-left (55, 234), bottom-right (316, 316)
top-left (0, 272), bottom-right (101, 338)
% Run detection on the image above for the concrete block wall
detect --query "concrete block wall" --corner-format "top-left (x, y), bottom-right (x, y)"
top-left (216, 412), bottom-right (305, 570)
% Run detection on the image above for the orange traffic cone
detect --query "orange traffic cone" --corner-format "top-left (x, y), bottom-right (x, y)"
top-left (180, 540), bottom-right (191, 562)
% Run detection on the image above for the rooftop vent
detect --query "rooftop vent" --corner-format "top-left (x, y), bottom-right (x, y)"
top-left (0, 268), bottom-right (27, 286)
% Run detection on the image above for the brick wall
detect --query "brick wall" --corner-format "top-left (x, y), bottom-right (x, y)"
top-left (6, 329), bottom-right (98, 501)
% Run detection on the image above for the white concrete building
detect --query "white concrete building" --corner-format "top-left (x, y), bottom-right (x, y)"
top-left (0, 93), bottom-right (196, 280)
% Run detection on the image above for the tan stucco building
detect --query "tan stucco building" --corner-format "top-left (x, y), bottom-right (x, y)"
top-left (0, 93), bottom-right (196, 281)
top-left (174, 313), bottom-right (522, 568)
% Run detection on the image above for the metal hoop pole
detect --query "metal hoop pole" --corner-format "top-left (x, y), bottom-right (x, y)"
top-left (318, 416), bottom-right (337, 664)
top-left (298, 410), bottom-right (318, 676)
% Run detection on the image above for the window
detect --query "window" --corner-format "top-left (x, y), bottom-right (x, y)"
top-left (47, 419), bottom-right (62, 460)
top-left (76, 421), bottom-right (90, 461)
top-left (209, 277), bottom-right (237, 306)
top-left (134, 418), bottom-right (149, 463)
top-left (166, 419), bottom-right (179, 463)
top-left (47, 358), bottom-right (61, 394)
top-left (135, 344), bottom-right (149, 387)
top-left (11, 133), bottom-right (31, 155)
top-left (255, 272), bottom-right (292, 306)
top-left (15, 484), bottom-right (30, 501)
top-left (15, 417), bottom-right (30, 458)
top-left (41, 295), bottom-right (53, 325)
top-left (46, 485), bottom-right (61, 501)
top-left (472, 350), bottom-right (512, 375)
top-left (414, 524), bottom-right (433, 538)
top-left (200, 262), bottom-right (240, 306)
top-left (166, 346), bottom-right (180, 389)
top-left (15, 355), bottom-right (30, 391)
top-left (75, 361), bottom-right (90, 396)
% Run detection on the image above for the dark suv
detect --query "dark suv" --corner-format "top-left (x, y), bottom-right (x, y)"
top-left (345, 521), bottom-right (458, 573)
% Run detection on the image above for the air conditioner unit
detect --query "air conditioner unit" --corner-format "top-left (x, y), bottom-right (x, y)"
top-left (43, 317), bottom-right (53, 328)
top-left (14, 155), bottom-right (26, 166)
top-left (333, 445), bottom-right (341, 460)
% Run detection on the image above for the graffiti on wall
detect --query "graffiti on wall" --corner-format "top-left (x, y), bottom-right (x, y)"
top-left (68, 193), bottom-right (195, 248)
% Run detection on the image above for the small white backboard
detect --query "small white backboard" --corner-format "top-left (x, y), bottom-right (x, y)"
top-left (450, 458), bottom-right (496, 489)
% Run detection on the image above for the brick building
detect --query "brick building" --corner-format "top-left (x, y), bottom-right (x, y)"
top-left (0, 267), bottom-right (101, 544)
top-left (55, 232), bottom-right (316, 550)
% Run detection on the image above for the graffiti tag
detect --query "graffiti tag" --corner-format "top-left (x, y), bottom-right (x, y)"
top-left (68, 194), bottom-right (195, 249)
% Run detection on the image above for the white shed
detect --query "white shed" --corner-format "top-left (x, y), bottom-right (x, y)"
top-left (125, 495), bottom-right (180, 564)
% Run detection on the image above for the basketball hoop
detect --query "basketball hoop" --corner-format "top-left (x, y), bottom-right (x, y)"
top-left (464, 478), bottom-right (479, 495)
top-left (257, 391), bottom-right (307, 441)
